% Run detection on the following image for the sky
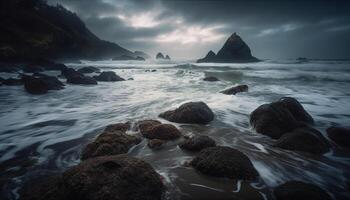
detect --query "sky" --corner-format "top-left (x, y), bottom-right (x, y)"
top-left (48, 0), bottom-right (350, 60)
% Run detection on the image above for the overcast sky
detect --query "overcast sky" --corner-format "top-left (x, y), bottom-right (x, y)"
top-left (48, 0), bottom-right (350, 60)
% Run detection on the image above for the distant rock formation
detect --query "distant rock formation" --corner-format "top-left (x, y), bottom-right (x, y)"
top-left (156, 52), bottom-right (171, 60)
top-left (0, 0), bottom-right (137, 62)
top-left (197, 33), bottom-right (259, 63)
top-left (156, 52), bottom-right (165, 59)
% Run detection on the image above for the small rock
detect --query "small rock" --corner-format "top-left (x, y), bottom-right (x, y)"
top-left (77, 66), bottom-right (100, 74)
top-left (327, 126), bottom-right (350, 148)
top-left (191, 146), bottom-right (258, 180)
top-left (203, 76), bottom-right (219, 82)
top-left (274, 181), bottom-right (332, 200)
top-left (148, 139), bottom-right (167, 149)
top-left (179, 135), bottom-right (216, 151)
top-left (159, 101), bottom-right (214, 124)
top-left (250, 97), bottom-right (313, 139)
top-left (274, 126), bottom-right (330, 155)
top-left (93, 71), bottom-right (125, 82)
top-left (142, 124), bottom-right (181, 140)
top-left (220, 84), bottom-right (248, 95)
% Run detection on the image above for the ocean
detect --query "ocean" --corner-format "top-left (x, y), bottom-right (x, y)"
top-left (1, 59), bottom-right (350, 199)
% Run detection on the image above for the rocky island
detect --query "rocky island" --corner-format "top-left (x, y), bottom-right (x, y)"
top-left (197, 32), bottom-right (259, 63)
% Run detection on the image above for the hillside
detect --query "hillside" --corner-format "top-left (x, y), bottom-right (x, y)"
top-left (0, 0), bottom-right (134, 62)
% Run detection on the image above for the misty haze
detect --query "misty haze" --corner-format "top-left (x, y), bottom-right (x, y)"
top-left (0, 0), bottom-right (350, 200)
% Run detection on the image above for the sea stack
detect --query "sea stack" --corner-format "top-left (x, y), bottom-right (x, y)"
top-left (156, 52), bottom-right (165, 59)
top-left (197, 32), bottom-right (259, 63)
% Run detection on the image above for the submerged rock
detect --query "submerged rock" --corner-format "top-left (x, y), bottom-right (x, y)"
top-left (20, 155), bottom-right (164, 200)
top-left (274, 181), bottom-right (332, 200)
top-left (191, 146), bottom-right (258, 180)
top-left (67, 75), bottom-right (97, 85)
top-left (327, 126), bottom-right (350, 148)
top-left (93, 71), bottom-right (125, 82)
top-left (81, 123), bottom-right (141, 160)
top-left (203, 76), bottom-right (219, 82)
top-left (148, 139), bottom-right (167, 149)
top-left (250, 97), bottom-right (313, 139)
top-left (274, 126), bottom-right (330, 155)
top-left (77, 66), bottom-right (100, 74)
top-left (159, 101), bottom-right (214, 124)
top-left (220, 84), bottom-right (248, 95)
top-left (2, 78), bottom-right (23, 85)
top-left (142, 124), bottom-right (181, 140)
top-left (179, 135), bottom-right (216, 151)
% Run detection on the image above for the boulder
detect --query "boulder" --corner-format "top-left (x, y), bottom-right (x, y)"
top-left (220, 84), bottom-right (248, 95)
top-left (191, 146), bottom-right (258, 180)
top-left (327, 126), bottom-right (350, 148)
top-left (142, 124), bottom-right (181, 140)
top-left (203, 76), bottom-right (219, 82)
top-left (137, 120), bottom-right (162, 135)
top-left (250, 97), bottom-right (313, 139)
top-left (31, 74), bottom-right (64, 90)
top-left (81, 123), bottom-right (141, 160)
top-left (77, 66), bottom-right (100, 74)
top-left (274, 126), bottom-right (330, 155)
top-left (3, 78), bottom-right (23, 85)
top-left (20, 155), bottom-right (164, 200)
top-left (148, 139), bottom-right (167, 149)
top-left (104, 122), bottom-right (131, 133)
top-left (159, 101), bottom-right (214, 124)
top-left (23, 76), bottom-right (48, 94)
top-left (179, 135), bottom-right (216, 151)
top-left (165, 55), bottom-right (171, 60)
top-left (274, 181), bottom-right (332, 200)
top-left (93, 71), bottom-right (125, 82)
top-left (197, 33), bottom-right (259, 63)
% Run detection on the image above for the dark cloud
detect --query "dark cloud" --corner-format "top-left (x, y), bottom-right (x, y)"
top-left (48, 0), bottom-right (350, 59)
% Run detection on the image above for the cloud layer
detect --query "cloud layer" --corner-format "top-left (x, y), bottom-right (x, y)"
top-left (49, 0), bottom-right (350, 60)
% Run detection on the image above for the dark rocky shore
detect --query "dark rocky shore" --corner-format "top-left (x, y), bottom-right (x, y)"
top-left (14, 93), bottom-right (346, 199)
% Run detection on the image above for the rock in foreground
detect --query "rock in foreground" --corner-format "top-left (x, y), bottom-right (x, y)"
top-left (93, 71), bottom-right (125, 82)
top-left (220, 84), bottom-right (248, 95)
top-left (250, 97), bottom-right (313, 139)
top-left (327, 126), bottom-right (350, 148)
top-left (159, 101), bottom-right (214, 124)
top-left (20, 155), bottom-right (164, 200)
top-left (274, 126), bottom-right (330, 155)
top-left (179, 135), bottom-right (216, 151)
top-left (191, 146), bottom-right (258, 180)
top-left (142, 124), bottom-right (181, 140)
top-left (274, 181), bottom-right (332, 200)
top-left (81, 123), bottom-right (141, 160)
